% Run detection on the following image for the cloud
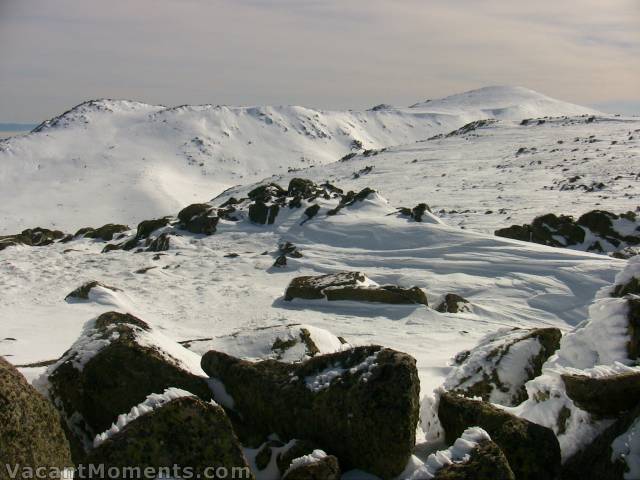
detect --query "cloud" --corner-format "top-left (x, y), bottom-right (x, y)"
top-left (0, 0), bottom-right (638, 122)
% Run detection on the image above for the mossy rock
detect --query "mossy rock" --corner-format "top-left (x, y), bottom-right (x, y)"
top-left (561, 403), bottom-right (639, 480)
top-left (438, 392), bottom-right (560, 480)
top-left (249, 202), bottom-right (280, 225)
top-left (136, 218), bottom-right (170, 239)
top-left (562, 370), bottom-right (640, 417)
top-left (284, 272), bottom-right (427, 305)
top-left (84, 396), bottom-right (252, 479)
top-left (201, 346), bottom-right (420, 478)
top-left (0, 227), bottom-right (66, 251)
top-left (0, 357), bottom-right (72, 475)
top-left (276, 440), bottom-right (319, 475)
top-left (177, 204), bottom-right (218, 235)
top-left (282, 455), bottom-right (340, 480)
top-left (436, 294), bottom-right (470, 313)
top-left (77, 224), bottom-right (129, 241)
top-left (447, 328), bottom-right (561, 406)
top-left (612, 277), bottom-right (640, 298)
top-left (65, 281), bottom-right (121, 301)
top-left (47, 312), bottom-right (212, 453)
top-left (433, 440), bottom-right (515, 480)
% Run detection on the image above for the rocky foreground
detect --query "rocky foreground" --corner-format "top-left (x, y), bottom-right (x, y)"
top-left (1, 178), bottom-right (640, 479)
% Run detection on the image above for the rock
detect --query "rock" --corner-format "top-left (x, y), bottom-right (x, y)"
top-left (611, 247), bottom-right (640, 259)
top-left (136, 218), bottom-right (171, 239)
top-left (288, 178), bottom-right (316, 198)
top-left (0, 227), bottom-right (66, 251)
top-left (249, 201), bottom-right (280, 225)
top-left (274, 255), bottom-right (287, 267)
top-left (436, 294), bottom-right (471, 314)
top-left (444, 328), bottom-right (561, 406)
top-left (0, 357), bottom-right (72, 474)
top-left (438, 392), bottom-right (561, 480)
top-left (201, 345), bottom-right (420, 478)
top-left (561, 370), bottom-right (640, 417)
top-left (65, 281), bottom-right (121, 301)
top-left (177, 203), bottom-right (219, 235)
top-left (283, 453), bottom-right (340, 480)
top-left (248, 183), bottom-right (286, 203)
top-left (102, 218), bottom-right (170, 252)
top-left (612, 276), bottom-right (640, 297)
top-left (75, 224), bottom-right (129, 241)
top-left (145, 232), bottom-right (171, 252)
top-left (561, 403), bottom-right (640, 480)
top-left (276, 439), bottom-right (319, 475)
top-left (85, 395), bottom-right (251, 479)
top-left (433, 440), bottom-right (515, 480)
top-left (495, 213), bottom-right (585, 248)
top-left (254, 439), bottom-right (285, 471)
top-left (302, 204), bottom-right (320, 223)
top-left (284, 272), bottom-right (428, 306)
top-left (627, 298), bottom-right (640, 360)
top-left (46, 311), bottom-right (212, 451)
top-left (326, 187), bottom-right (376, 216)
top-left (398, 203), bottom-right (432, 222)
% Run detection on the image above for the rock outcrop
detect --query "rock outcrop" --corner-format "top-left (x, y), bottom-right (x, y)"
top-left (85, 395), bottom-right (251, 479)
top-left (438, 392), bottom-right (561, 480)
top-left (562, 370), bottom-right (640, 417)
top-left (284, 271), bottom-right (428, 306)
top-left (201, 345), bottom-right (420, 478)
top-left (0, 357), bottom-right (72, 475)
top-left (45, 311), bottom-right (212, 452)
top-left (0, 227), bottom-right (66, 251)
top-left (436, 294), bottom-right (471, 314)
top-left (64, 281), bottom-right (121, 301)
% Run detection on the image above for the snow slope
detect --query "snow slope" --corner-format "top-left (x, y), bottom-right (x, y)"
top-left (0, 86), bottom-right (601, 234)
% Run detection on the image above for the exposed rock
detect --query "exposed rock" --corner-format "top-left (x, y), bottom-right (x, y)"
top-left (145, 232), bottom-right (171, 252)
top-left (627, 298), bottom-right (640, 360)
top-left (561, 402), bottom-right (640, 480)
top-left (326, 187), bottom-right (376, 216)
top-left (445, 328), bottom-right (561, 406)
top-left (0, 227), bottom-right (66, 251)
top-left (201, 345), bottom-right (420, 478)
top-left (65, 281), bottom-right (121, 301)
top-left (433, 440), bottom-right (515, 480)
top-left (102, 217), bottom-right (171, 252)
top-left (612, 276), bottom-right (640, 297)
top-left (46, 311), bottom-right (212, 452)
top-left (276, 440), bottom-right (319, 475)
top-left (438, 392), bottom-right (561, 480)
top-left (284, 272), bottom-right (428, 305)
top-left (177, 203), bottom-right (219, 235)
top-left (0, 357), bottom-right (72, 474)
top-left (136, 217), bottom-right (171, 239)
top-left (85, 396), bottom-right (251, 479)
top-left (561, 370), bottom-right (640, 417)
top-left (75, 224), bottom-right (129, 241)
top-left (249, 201), bottom-right (280, 225)
top-left (283, 453), bottom-right (340, 480)
top-left (302, 204), bottom-right (320, 223)
top-left (274, 255), bottom-right (287, 268)
top-left (398, 203), bottom-right (432, 222)
top-left (495, 209), bottom-right (640, 254)
top-left (436, 294), bottom-right (471, 314)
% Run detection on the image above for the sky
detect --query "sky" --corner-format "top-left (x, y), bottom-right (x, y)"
top-left (1, 0), bottom-right (639, 123)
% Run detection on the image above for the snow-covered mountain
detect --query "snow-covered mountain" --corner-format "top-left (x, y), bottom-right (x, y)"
top-left (0, 86), bottom-right (598, 234)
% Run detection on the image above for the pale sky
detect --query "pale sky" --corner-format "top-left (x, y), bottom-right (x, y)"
top-left (1, 0), bottom-right (639, 123)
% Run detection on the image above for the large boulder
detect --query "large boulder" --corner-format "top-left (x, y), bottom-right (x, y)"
top-left (561, 402), bottom-right (640, 480)
top-left (444, 327), bottom-right (561, 406)
top-left (177, 203), bottom-right (219, 235)
top-left (0, 357), bottom-right (72, 475)
top-left (562, 370), bottom-right (640, 417)
top-left (284, 272), bottom-right (428, 306)
top-left (44, 311), bottom-right (212, 452)
top-left (85, 393), bottom-right (251, 479)
top-left (409, 427), bottom-right (514, 480)
top-left (438, 392), bottom-right (561, 480)
top-left (282, 451), bottom-right (340, 480)
top-left (201, 345), bottom-right (420, 478)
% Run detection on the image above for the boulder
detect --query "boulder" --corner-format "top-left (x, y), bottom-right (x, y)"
top-left (436, 294), bottom-right (471, 314)
top-left (438, 392), bottom-right (561, 480)
top-left (433, 440), bottom-right (514, 480)
top-left (561, 370), bottom-right (640, 417)
top-left (201, 345), bottom-right (420, 478)
top-left (249, 201), bottom-right (280, 225)
top-left (75, 224), bottom-right (129, 241)
top-left (444, 328), bottom-right (561, 406)
top-left (46, 311), bottom-right (212, 451)
top-left (561, 402), bottom-right (640, 480)
top-left (276, 439), bottom-right (320, 475)
top-left (282, 452), bottom-right (340, 480)
top-left (284, 272), bottom-right (428, 306)
top-left (0, 357), bottom-right (72, 475)
top-left (64, 281), bottom-right (121, 301)
top-left (626, 298), bottom-right (640, 360)
top-left (612, 276), bottom-right (640, 298)
top-left (326, 187), bottom-right (376, 216)
top-left (398, 203), bottom-right (432, 222)
top-left (288, 178), bottom-right (316, 198)
top-left (177, 203), bottom-right (218, 235)
top-left (84, 395), bottom-right (251, 479)
top-left (495, 213), bottom-right (584, 248)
